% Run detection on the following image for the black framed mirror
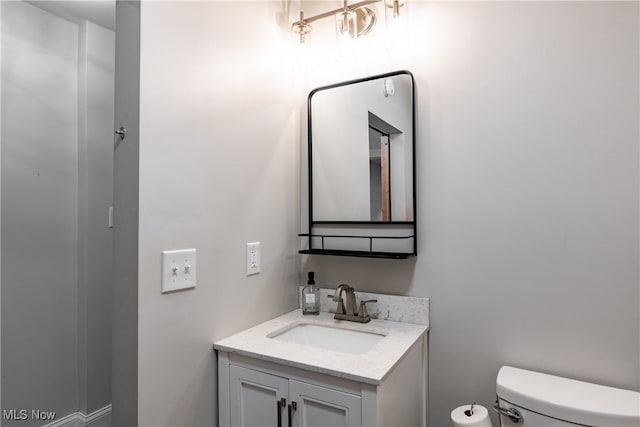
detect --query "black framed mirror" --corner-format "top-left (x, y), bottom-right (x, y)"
top-left (299, 70), bottom-right (416, 259)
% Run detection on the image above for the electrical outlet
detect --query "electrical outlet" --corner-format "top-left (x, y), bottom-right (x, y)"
top-left (161, 249), bottom-right (196, 293)
top-left (246, 242), bottom-right (260, 276)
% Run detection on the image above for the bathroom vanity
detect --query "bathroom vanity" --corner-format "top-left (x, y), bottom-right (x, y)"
top-left (215, 299), bottom-right (429, 427)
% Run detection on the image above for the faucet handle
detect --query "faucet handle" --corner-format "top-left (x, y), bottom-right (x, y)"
top-left (358, 299), bottom-right (378, 318)
top-left (328, 294), bottom-right (346, 314)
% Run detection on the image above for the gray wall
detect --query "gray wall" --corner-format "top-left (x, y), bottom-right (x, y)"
top-left (1, 2), bottom-right (79, 423)
top-left (0, 1), bottom-right (3, 414)
top-left (301, 2), bottom-right (639, 426)
top-left (112, 1), bottom-right (140, 425)
top-left (78, 20), bottom-right (115, 414)
top-left (1, 0), bottom-right (114, 423)
top-left (135, 1), bottom-right (300, 425)
top-left (125, 2), bottom-right (639, 426)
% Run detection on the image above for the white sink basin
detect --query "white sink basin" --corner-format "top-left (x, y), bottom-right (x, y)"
top-left (268, 322), bottom-right (386, 354)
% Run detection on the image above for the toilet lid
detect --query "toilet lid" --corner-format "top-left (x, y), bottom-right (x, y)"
top-left (496, 366), bottom-right (640, 427)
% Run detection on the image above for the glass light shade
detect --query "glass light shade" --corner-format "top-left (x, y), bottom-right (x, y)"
top-left (336, 9), bottom-right (357, 58)
top-left (385, 0), bottom-right (408, 43)
top-left (293, 22), bottom-right (312, 44)
top-left (336, 9), bottom-right (357, 40)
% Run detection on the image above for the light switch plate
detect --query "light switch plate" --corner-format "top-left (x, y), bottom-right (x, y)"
top-left (162, 249), bottom-right (196, 293)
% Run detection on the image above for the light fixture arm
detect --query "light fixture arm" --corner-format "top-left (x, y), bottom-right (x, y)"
top-left (291, 0), bottom-right (381, 27)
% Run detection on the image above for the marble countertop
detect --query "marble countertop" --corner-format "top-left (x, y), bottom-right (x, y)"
top-left (214, 310), bottom-right (429, 385)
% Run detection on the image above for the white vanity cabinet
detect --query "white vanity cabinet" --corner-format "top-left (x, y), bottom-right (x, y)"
top-left (217, 332), bottom-right (427, 427)
top-left (215, 309), bottom-right (429, 427)
top-left (228, 363), bottom-right (362, 427)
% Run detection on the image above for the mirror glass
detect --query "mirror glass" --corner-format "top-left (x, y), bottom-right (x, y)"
top-left (310, 71), bottom-right (414, 222)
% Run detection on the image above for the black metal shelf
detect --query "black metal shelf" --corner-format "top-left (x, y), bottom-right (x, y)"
top-left (311, 221), bottom-right (415, 225)
top-left (298, 248), bottom-right (415, 259)
top-left (298, 233), bottom-right (415, 259)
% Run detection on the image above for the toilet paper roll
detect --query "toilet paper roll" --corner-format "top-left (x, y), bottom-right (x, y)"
top-left (451, 404), bottom-right (493, 427)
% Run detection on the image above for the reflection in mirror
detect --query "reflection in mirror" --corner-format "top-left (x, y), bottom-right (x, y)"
top-left (368, 111), bottom-right (402, 221)
top-left (310, 72), bottom-right (413, 223)
top-left (301, 71), bottom-right (416, 259)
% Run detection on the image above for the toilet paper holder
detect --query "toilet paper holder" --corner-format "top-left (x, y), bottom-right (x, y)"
top-left (494, 398), bottom-right (522, 423)
top-left (464, 402), bottom-right (476, 417)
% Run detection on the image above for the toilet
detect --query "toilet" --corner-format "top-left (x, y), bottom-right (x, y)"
top-left (495, 366), bottom-right (640, 426)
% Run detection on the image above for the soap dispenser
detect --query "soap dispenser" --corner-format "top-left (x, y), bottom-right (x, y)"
top-left (302, 271), bottom-right (320, 315)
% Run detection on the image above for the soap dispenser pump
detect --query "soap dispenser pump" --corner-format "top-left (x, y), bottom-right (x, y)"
top-left (302, 271), bottom-right (320, 315)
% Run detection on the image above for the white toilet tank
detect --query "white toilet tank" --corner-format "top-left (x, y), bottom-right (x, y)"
top-left (496, 366), bottom-right (640, 427)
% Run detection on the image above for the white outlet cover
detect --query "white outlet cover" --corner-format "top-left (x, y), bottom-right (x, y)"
top-left (246, 242), bottom-right (260, 276)
top-left (162, 249), bottom-right (196, 293)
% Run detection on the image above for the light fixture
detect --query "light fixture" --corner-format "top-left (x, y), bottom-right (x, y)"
top-left (384, 0), bottom-right (406, 19)
top-left (292, 11), bottom-right (312, 44)
top-left (384, 0), bottom-right (407, 38)
top-left (291, 0), bottom-right (406, 44)
top-left (336, 0), bottom-right (357, 57)
top-left (337, 1), bottom-right (357, 40)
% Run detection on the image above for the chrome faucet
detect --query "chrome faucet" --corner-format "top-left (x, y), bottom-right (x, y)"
top-left (331, 284), bottom-right (377, 323)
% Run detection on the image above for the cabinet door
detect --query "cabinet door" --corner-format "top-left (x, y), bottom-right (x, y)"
top-left (289, 379), bottom-right (362, 427)
top-left (230, 365), bottom-right (289, 427)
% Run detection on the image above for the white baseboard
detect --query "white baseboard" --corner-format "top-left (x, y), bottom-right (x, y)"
top-left (44, 404), bottom-right (111, 427)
